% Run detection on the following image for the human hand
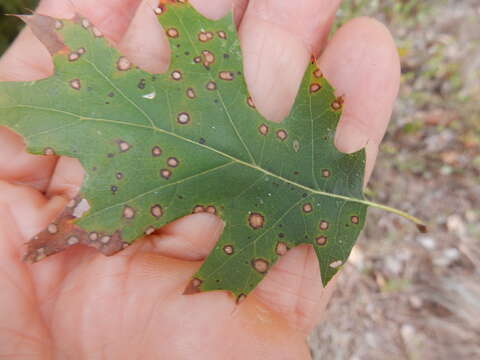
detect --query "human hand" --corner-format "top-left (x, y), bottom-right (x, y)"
top-left (0, 0), bottom-right (400, 358)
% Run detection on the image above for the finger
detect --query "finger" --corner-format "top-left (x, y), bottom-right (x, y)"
top-left (323, 17), bottom-right (400, 181)
top-left (239, 0), bottom-right (342, 122)
top-left (253, 17), bottom-right (400, 331)
top-left (140, 213), bottom-right (224, 261)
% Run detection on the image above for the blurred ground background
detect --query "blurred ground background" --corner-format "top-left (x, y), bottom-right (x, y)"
top-left (1, 0), bottom-right (479, 359)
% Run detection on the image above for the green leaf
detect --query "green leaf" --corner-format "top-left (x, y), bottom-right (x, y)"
top-left (0, 1), bottom-right (424, 299)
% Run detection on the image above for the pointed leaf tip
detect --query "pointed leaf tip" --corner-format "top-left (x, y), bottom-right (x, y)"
top-left (16, 13), bottom-right (65, 55)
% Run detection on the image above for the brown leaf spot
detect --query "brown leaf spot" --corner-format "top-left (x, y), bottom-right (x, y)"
top-left (69, 79), bottom-right (81, 90)
top-left (322, 169), bottom-right (331, 178)
top-left (247, 96), bottom-right (256, 108)
top-left (276, 129), bottom-right (288, 141)
top-left (193, 205), bottom-right (206, 213)
top-left (67, 236), bottom-right (79, 246)
top-left (77, 47), bottom-right (86, 55)
top-left (275, 242), bottom-right (289, 256)
top-left (89, 232), bottom-right (99, 241)
top-left (160, 169), bottom-right (172, 180)
top-left (43, 147), bottom-right (55, 156)
top-left (116, 172), bottom-right (124, 180)
top-left (302, 203), bottom-right (313, 213)
top-left (68, 52), bottom-right (80, 62)
top-left (118, 140), bottom-right (131, 152)
top-left (166, 28), bottom-right (179, 38)
top-left (186, 88), bottom-right (196, 99)
top-left (329, 260), bottom-right (343, 269)
top-left (248, 213), bottom-right (264, 229)
top-left (217, 31), bottom-right (227, 39)
top-left (117, 57), bottom-right (132, 71)
top-left (184, 277), bottom-right (202, 294)
top-left (316, 236), bottom-right (327, 246)
top-left (167, 157), bottom-right (179, 168)
top-left (331, 96), bottom-right (344, 111)
top-left (123, 206), bottom-right (135, 219)
top-left (309, 83), bottom-right (321, 93)
top-left (351, 215), bottom-right (359, 224)
top-left (202, 50), bottom-right (215, 66)
top-left (100, 235), bottom-right (111, 244)
top-left (198, 32), bottom-right (209, 42)
top-left (206, 206), bottom-right (216, 214)
top-left (223, 245), bottom-right (234, 255)
top-left (177, 112), bottom-right (190, 125)
top-left (81, 19), bottom-right (90, 29)
top-left (236, 293), bottom-right (246, 305)
top-left (417, 224), bottom-right (428, 233)
top-left (193, 56), bottom-right (202, 64)
top-left (252, 258), bottom-right (269, 273)
top-left (171, 70), bottom-right (182, 81)
top-left (47, 224), bottom-right (58, 234)
top-left (313, 69), bottom-right (323, 78)
top-left (154, 7), bottom-right (164, 15)
top-left (258, 124), bottom-right (269, 136)
top-left (151, 205), bottom-right (163, 218)
top-left (219, 71), bottom-right (234, 81)
top-left (319, 221), bottom-right (329, 230)
top-left (206, 81), bottom-right (217, 91)
top-left (92, 27), bottom-right (103, 38)
top-left (145, 226), bottom-right (155, 235)
top-left (152, 146), bottom-right (162, 157)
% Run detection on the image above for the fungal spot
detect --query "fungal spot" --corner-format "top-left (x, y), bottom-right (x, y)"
top-left (248, 213), bottom-right (264, 229)
top-left (92, 27), bottom-right (103, 38)
top-left (293, 140), bottom-right (300, 152)
top-left (150, 205), bottom-right (163, 218)
top-left (152, 146), bottom-right (162, 157)
top-left (193, 205), bottom-right (206, 213)
top-left (217, 31), bottom-right (227, 39)
top-left (276, 129), bottom-right (288, 141)
top-left (160, 169), bottom-right (172, 180)
top-left (309, 83), bottom-right (321, 93)
top-left (316, 236), bottom-right (327, 246)
top-left (223, 245), bottom-right (234, 255)
top-left (331, 96), bottom-right (344, 111)
top-left (89, 232), bottom-right (98, 241)
top-left (319, 221), bottom-right (329, 230)
top-left (303, 203), bottom-right (313, 213)
top-left (313, 69), bottom-right (323, 78)
top-left (417, 224), bottom-right (428, 233)
top-left (145, 226), bottom-right (155, 235)
top-left (117, 57), bottom-right (131, 71)
top-left (68, 52), bottom-right (80, 62)
top-left (55, 20), bottom-right (63, 30)
top-left (154, 7), bottom-right (163, 15)
top-left (206, 81), bottom-right (217, 91)
top-left (107, 153), bottom-right (114, 158)
top-left (247, 96), bottom-right (256, 108)
top-left (186, 88), bottom-right (196, 99)
top-left (193, 56), bottom-right (202, 64)
top-left (43, 147), bottom-right (55, 156)
top-left (171, 70), bottom-right (182, 80)
top-left (123, 206), bottom-right (135, 219)
top-left (69, 79), bottom-right (81, 90)
top-left (111, 185), bottom-right (118, 194)
top-left (199, 138), bottom-right (206, 144)
top-left (184, 278), bottom-right (202, 294)
top-left (351, 216), bottom-right (359, 224)
top-left (166, 28), bottom-right (179, 38)
top-left (81, 19), bottom-right (90, 29)
top-left (258, 124), bottom-right (269, 136)
top-left (329, 260), bottom-right (343, 269)
top-left (118, 140), bottom-right (131, 152)
top-left (177, 112), bottom-right (190, 125)
top-left (73, 199), bottom-right (91, 218)
top-left (219, 71), bottom-right (234, 81)
top-left (77, 48), bottom-right (86, 55)
top-left (236, 294), bottom-right (246, 305)
top-left (167, 157), bottom-right (179, 167)
top-left (252, 258), bottom-right (269, 274)
top-left (100, 235), bottom-right (111, 244)
top-left (322, 169), bottom-right (331, 178)
top-left (47, 224), bottom-right (58, 234)
top-left (67, 236), bottom-right (79, 246)
top-left (275, 242), bottom-right (289, 256)
top-left (206, 206), bottom-right (216, 215)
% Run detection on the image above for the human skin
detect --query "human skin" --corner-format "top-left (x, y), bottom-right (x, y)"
top-left (0, 0), bottom-right (400, 359)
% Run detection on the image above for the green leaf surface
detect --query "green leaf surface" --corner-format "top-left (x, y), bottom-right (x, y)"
top-left (0, 2), bottom-right (381, 298)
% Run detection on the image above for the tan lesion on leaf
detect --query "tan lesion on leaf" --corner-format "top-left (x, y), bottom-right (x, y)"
top-left (302, 203), bottom-right (313, 213)
top-left (160, 169), bottom-right (172, 179)
top-left (151, 204), bottom-right (163, 218)
top-left (171, 70), bottom-right (183, 81)
top-left (223, 245), bottom-right (234, 255)
top-left (166, 28), bottom-right (179, 38)
top-left (251, 258), bottom-right (269, 274)
top-left (122, 206), bottom-right (136, 219)
top-left (258, 124), bottom-right (269, 136)
top-left (186, 88), bottom-right (196, 99)
top-left (152, 146), bottom-right (162, 157)
top-left (43, 147), bottom-right (56, 156)
top-left (319, 220), bottom-right (329, 230)
top-left (117, 56), bottom-right (132, 71)
top-left (309, 83), bottom-right (321, 93)
top-left (351, 215), bottom-right (359, 224)
top-left (217, 31), bottom-right (227, 39)
top-left (184, 278), bottom-right (203, 294)
top-left (69, 79), bottom-right (81, 90)
top-left (316, 235), bottom-right (327, 246)
top-left (167, 157), bottom-right (179, 167)
top-left (219, 71), bottom-right (234, 81)
top-left (206, 81), bottom-right (217, 91)
top-left (322, 169), bottom-right (331, 178)
top-left (331, 96), bottom-right (344, 111)
top-left (275, 242), bottom-right (289, 256)
top-left (177, 112), bottom-right (190, 125)
top-left (248, 213), bottom-right (265, 229)
top-left (276, 129), bottom-right (288, 141)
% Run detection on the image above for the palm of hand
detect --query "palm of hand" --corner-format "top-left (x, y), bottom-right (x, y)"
top-left (0, 0), bottom-right (399, 359)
